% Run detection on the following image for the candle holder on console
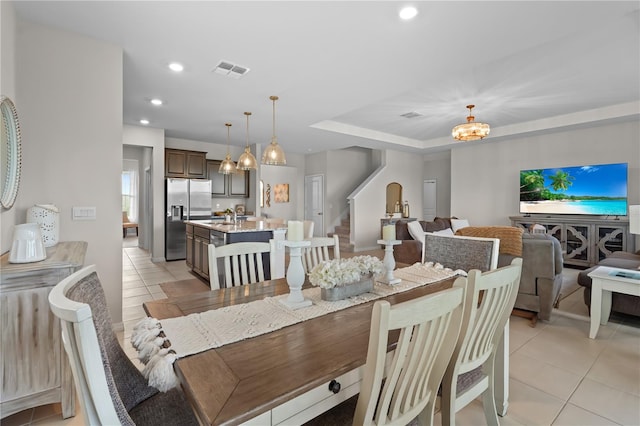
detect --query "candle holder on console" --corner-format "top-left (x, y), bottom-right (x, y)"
top-left (280, 240), bottom-right (313, 310)
top-left (376, 239), bottom-right (401, 285)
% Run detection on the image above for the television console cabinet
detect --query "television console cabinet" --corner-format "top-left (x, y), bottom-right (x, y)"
top-left (510, 216), bottom-right (634, 267)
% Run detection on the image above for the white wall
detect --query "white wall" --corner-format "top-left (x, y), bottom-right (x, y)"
top-left (450, 120), bottom-right (640, 227)
top-left (351, 149), bottom-right (423, 251)
top-left (0, 1), bottom-right (18, 253)
top-left (260, 165), bottom-right (299, 220)
top-left (423, 150), bottom-right (451, 218)
top-left (16, 21), bottom-right (124, 322)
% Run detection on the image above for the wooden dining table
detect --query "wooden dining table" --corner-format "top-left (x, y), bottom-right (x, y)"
top-left (143, 276), bottom-right (509, 425)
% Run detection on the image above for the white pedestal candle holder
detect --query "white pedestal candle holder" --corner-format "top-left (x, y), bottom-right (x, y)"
top-left (377, 239), bottom-right (401, 285)
top-left (280, 240), bottom-right (313, 310)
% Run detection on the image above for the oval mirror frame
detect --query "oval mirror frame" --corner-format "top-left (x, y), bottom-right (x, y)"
top-left (0, 96), bottom-right (22, 209)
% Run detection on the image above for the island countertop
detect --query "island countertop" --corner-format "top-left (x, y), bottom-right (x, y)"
top-left (186, 220), bottom-right (287, 234)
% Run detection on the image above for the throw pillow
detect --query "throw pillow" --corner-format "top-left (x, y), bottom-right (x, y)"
top-left (455, 226), bottom-right (524, 256)
top-left (407, 220), bottom-right (425, 244)
top-left (432, 228), bottom-right (454, 236)
top-left (451, 219), bottom-right (470, 233)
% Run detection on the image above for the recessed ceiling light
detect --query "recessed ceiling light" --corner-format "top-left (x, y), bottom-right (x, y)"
top-left (150, 98), bottom-right (163, 106)
top-left (140, 119), bottom-right (150, 125)
top-left (168, 62), bottom-right (184, 72)
top-left (399, 6), bottom-right (418, 20)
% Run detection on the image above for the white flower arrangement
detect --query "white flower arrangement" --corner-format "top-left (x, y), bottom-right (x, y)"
top-left (309, 255), bottom-right (384, 289)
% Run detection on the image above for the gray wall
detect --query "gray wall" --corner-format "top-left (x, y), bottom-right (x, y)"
top-left (450, 120), bottom-right (640, 227)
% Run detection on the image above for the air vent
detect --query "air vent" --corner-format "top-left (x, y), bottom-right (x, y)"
top-left (400, 111), bottom-right (423, 119)
top-left (213, 60), bottom-right (250, 78)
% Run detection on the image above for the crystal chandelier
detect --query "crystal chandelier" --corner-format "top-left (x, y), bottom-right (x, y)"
top-left (219, 123), bottom-right (237, 174)
top-left (452, 104), bottom-right (490, 141)
top-left (236, 112), bottom-right (258, 170)
top-left (261, 95), bottom-right (286, 165)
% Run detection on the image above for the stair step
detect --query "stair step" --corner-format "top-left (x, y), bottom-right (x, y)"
top-left (339, 243), bottom-right (355, 253)
top-left (334, 225), bottom-right (350, 235)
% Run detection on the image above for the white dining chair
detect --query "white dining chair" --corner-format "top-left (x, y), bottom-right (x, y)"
top-left (208, 242), bottom-right (275, 289)
top-left (48, 265), bottom-right (198, 425)
top-left (440, 258), bottom-right (523, 426)
top-left (303, 220), bottom-right (315, 238)
top-left (353, 282), bottom-right (465, 424)
top-left (301, 235), bottom-right (340, 273)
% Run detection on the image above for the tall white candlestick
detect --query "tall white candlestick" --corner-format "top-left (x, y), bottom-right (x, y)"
top-left (280, 240), bottom-right (312, 310)
top-left (376, 239), bottom-right (401, 285)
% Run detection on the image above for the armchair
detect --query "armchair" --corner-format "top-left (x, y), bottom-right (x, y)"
top-left (455, 227), bottom-right (563, 323)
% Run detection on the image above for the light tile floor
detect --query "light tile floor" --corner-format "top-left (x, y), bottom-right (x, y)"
top-left (4, 241), bottom-right (639, 425)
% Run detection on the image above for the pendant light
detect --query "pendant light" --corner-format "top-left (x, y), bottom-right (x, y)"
top-left (452, 104), bottom-right (490, 141)
top-left (261, 95), bottom-right (287, 165)
top-left (219, 123), bottom-right (237, 174)
top-left (236, 112), bottom-right (258, 170)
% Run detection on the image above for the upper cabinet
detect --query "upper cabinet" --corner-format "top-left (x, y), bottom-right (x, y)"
top-left (165, 149), bottom-right (207, 178)
top-left (207, 160), bottom-right (249, 198)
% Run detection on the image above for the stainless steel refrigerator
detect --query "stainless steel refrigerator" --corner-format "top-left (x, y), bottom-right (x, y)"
top-left (165, 178), bottom-right (212, 261)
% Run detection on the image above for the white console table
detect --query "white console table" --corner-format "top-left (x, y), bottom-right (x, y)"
top-left (1, 241), bottom-right (87, 419)
top-left (587, 266), bottom-right (640, 339)
top-left (510, 216), bottom-right (634, 267)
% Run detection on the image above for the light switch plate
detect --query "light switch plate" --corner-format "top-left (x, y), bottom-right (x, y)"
top-left (72, 206), bottom-right (96, 220)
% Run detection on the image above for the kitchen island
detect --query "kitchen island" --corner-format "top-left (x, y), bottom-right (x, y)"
top-left (185, 220), bottom-right (287, 283)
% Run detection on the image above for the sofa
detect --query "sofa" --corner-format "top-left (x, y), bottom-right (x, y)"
top-left (577, 251), bottom-right (640, 317)
top-left (393, 219), bottom-right (563, 321)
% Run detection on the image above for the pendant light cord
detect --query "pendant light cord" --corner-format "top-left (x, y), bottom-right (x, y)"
top-left (270, 95), bottom-right (278, 141)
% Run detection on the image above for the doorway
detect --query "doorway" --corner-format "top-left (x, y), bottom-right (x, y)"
top-left (304, 174), bottom-right (324, 237)
top-left (423, 179), bottom-right (437, 221)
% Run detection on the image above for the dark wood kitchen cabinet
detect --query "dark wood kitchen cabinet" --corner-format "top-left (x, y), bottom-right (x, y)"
top-left (165, 149), bottom-right (207, 178)
top-left (206, 160), bottom-right (249, 197)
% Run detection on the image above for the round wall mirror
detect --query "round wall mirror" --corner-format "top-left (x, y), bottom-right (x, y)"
top-left (0, 96), bottom-right (22, 209)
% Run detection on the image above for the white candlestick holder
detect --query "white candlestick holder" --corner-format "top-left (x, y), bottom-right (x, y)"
top-left (280, 240), bottom-right (313, 310)
top-left (377, 239), bottom-right (402, 285)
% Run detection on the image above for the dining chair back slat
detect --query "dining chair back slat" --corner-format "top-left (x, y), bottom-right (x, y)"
top-left (209, 242), bottom-right (273, 289)
top-left (354, 281), bottom-right (466, 425)
top-left (440, 258), bottom-right (523, 426)
top-left (302, 235), bottom-right (340, 273)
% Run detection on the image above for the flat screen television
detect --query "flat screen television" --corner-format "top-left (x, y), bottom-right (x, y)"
top-left (519, 162), bottom-right (628, 216)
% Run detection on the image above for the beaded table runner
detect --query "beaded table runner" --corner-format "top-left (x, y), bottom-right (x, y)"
top-left (156, 262), bottom-right (464, 359)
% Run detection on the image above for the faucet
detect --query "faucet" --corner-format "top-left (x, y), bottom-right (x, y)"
top-left (233, 210), bottom-right (237, 225)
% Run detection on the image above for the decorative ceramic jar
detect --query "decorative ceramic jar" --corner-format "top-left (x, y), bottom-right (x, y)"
top-left (9, 223), bottom-right (47, 263)
top-left (320, 274), bottom-right (374, 302)
top-left (26, 204), bottom-right (59, 247)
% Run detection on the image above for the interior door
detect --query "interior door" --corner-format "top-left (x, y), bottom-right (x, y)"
top-left (423, 179), bottom-right (437, 221)
top-left (304, 175), bottom-right (324, 237)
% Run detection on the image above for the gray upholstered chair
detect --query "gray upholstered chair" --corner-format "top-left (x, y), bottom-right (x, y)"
top-left (422, 233), bottom-right (500, 272)
top-left (48, 265), bottom-right (198, 426)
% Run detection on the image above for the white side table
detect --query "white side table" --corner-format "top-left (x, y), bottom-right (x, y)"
top-left (587, 266), bottom-right (640, 339)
